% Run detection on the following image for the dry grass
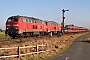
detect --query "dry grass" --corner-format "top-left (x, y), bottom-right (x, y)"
top-left (0, 32), bottom-right (9, 39)
top-left (0, 32), bottom-right (88, 60)
top-left (86, 33), bottom-right (90, 43)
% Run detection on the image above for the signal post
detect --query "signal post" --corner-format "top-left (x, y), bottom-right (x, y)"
top-left (61, 9), bottom-right (69, 34)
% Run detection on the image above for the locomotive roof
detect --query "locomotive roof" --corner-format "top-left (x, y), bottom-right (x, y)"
top-left (10, 15), bottom-right (60, 25)
top-left (49, 21), bottom-right (60, 24)
top-left (66, 24), bottom-right (74, 26)
top-left (11, 15), bottom-right (43, 21)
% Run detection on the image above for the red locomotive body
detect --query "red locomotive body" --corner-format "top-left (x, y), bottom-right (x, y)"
top-left (5, 15), bottom-right (62, 38)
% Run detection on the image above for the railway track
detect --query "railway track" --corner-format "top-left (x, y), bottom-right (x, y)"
top-left (0, 33), bottom-right (79, 46)
top-left (0, 35), bottom-right (55, 46)
top-left (0, 33), bottom-right (81, 47)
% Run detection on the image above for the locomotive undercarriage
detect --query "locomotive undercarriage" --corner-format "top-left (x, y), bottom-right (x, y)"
top-left (5, 29), bottom-right (62, 38)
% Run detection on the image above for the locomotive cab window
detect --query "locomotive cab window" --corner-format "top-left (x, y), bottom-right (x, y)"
top-left (7, 18), bottom-right (18, 22)
top-left (13, 18), bottom-right (18, 22)
top-left (7, 19), bottom-right (12, 22)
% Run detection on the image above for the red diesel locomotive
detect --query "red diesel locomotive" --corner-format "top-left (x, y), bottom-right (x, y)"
top-left (5, 15), bottom-right (62, 38)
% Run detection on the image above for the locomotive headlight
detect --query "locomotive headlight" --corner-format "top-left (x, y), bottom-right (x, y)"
top-left (6, 28), bottom-right (8, 29)
top-left (15, 28), bottom-right (17, 29)
top-left (13, 24), bottom-right (18, 26)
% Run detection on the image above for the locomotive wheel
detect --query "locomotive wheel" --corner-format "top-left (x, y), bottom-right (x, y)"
top-left (20, 34), bottom-right (24, 38)
top-left (40, 32), bottom-right (44, 36)
top-left (11, 36), bottom-right (15, 39)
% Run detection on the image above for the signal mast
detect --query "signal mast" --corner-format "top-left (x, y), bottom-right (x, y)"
top-left (61, 9), bottom-right (69, 34)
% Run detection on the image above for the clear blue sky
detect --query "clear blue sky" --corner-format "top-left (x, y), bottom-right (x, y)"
top-left (0, 0), bottom-right (90, 29)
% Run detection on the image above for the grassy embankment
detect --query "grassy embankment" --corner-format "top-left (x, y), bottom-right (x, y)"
top-left (0, 32), bottom-right (9, 39)
top-left (86, 33), bottom-right (90, 43)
